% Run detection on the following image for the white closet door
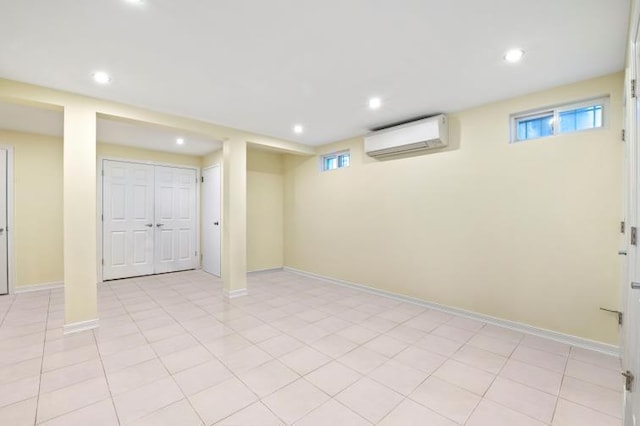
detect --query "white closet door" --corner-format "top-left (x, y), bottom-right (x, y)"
top-left (154, 166), bottom-right (197, 274)
top-left (103, 160), bottom-right (155, 280)
top-left (202, 165), bottom-right (221, 276)
top-left (0, 150), bottom-right (7, 294)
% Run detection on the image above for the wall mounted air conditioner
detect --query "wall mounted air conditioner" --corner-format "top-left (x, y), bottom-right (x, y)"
top-left (364, 114), bottom-right (448, 158)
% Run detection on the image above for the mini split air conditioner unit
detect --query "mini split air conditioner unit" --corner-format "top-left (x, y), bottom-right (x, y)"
top-left (364, 114), bottom-right (448, 158)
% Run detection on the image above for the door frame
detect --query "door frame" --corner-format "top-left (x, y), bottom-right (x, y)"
top-left (97, 156), bottom-right (201, 282)
top-left (201, 163), bottom-right (222, 277)
top-left (0, 146), bottom-right (15, 295)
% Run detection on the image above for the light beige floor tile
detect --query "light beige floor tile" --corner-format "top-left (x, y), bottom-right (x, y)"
top-left (336, 325), bottom-right (379, 344)
top-left (39, 398), bottom-right (118, 426)
top-left (310, 334), bottom-right (358, 358)
top-left (446, 316), bottom-right (485, 332)
top-left (189, 377), bottom-right (258, 425)
top-left (485, 377), bottom-right (557, 423)
top-left (0, 397), bottom-right (37, 426)
top-left (101, 344), bottom-right (157, 374)
top-left (113, 376), bottom-right (184, 424)
top-left (173, 359), bottom-right (233, 396)
top-left (262, 378), bottom-right (329, 424)
top-left (40, 358), bottom-right (104, 394)
top-left (150, 333), bottom-right (199, 357)
top-left (477, 325), bottom-right (524, 343)
top-left (393, 346), bottom-right (447, 374)
top-left (238, 359), bottom-right (299, 397)
top-left (160, 345), bottom-right (213, 374)
top-left (385, 325), bottom-right (428, 343)
top-left (560, 376), bottom-right (622, 418)
top-left (106, 358), bottom-right (168, 395)
top-left (130, 399), bottom-right (204, 426)
top-left (369, 359), bottom-right (429, 396)
top-left (205, 333), bottom-right (252, 358)
top-left (281, 345), bottom-right (331, 375)
top-left (335, 377), bottom-right (404, 423)
top-left (215, 401), bottom-right (283, 426)
top-left (239, 324), bottom-right (281, 343)
top-left (0, 357), bottom-right (42, 386)
top-left (431, 324), bottom-right (476, 343)
top-left (0, 375), bottom-right (39, 408)
top-left (410, 376), bottom-right (481, 424)
top-left (520, 334), bottom-right (570, 356)
top-left (466, 399), bottom-right (546, 426)
top-left (378, 398), bottom-right (457, 426)
top-left (257, 334), bottom-right (304, 357)
top-left (218, 344), bottom-right (272, 373)
top-left (37, 376), bottom-right (111, 423)
top-left (413, 334), bottom-right (463, 357)
top-left (433, 359), bottom-right (496, 396)
top-left (451, 344), bottom-right (507, 374)
top-left (42, 344), bottom-right (99, 372)
top-left (297, 399), bottom-right (372, 426)
top-left (97, 332), bottom-right (147, 357)
top-left (552, 398), bottom-right (622, 426)
top-left (338, 347), bottom-right (388, 374)
top-left (467, 333), bottom-right (518, 357)
top-left (565, 358), bottom-right (622, 391)
top-left (363, 335), bottom-right (408, 358)
top-left (512, 345), bottom-right (567, 373)
top-left (500, 358), bottom-right (563, 395)
top-left (569, 347), bottom-right (620, 371)
top-left (305, 361), bottom-right (362, 396)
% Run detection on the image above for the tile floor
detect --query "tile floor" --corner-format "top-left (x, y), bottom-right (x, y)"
top-left (0, 269), bottom-right (623, 425)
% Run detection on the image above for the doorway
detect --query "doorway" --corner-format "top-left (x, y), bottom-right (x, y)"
top-left (102, 159), bottom-right (198, 280)
top-left (202, 164), bottom-right (221, 276)
top-left (0, 148), bottom-right (9, 295)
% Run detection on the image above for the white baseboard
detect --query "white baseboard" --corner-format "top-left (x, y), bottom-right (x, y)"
top-left (63, 318), bottom-right (99, 335)
top-left (283, 267), bottom-right (620, 357)
top-left (15, 281), bottom-right (63, 294)
top-left (248, 267), bottom-right (284, 274)
top-left (224, 288), bottom-right (248, 299)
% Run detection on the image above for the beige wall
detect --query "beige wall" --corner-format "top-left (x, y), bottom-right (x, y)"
top-left (97, 143), bottom-right (202, 168)
top-left (0, 130), bottom-right (63, 287)
top-left (284, 72), bottom-right (624, 344)
top-left (247, 149), bottom-right (284, 271)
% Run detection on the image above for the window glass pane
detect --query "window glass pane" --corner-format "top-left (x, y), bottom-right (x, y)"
top-left (517, 114), bottom-right (553, 140)
top-left (338, 154), bottom-right (350, 168)
top-left (324, 156), bottom-right (337, 171)
top-left (559, 105), bottom-right (603, 133)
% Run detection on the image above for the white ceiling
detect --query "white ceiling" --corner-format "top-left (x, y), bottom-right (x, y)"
top-left (0, 0), bottom-right (630, 146)
top-left (0, 101), bottom-right (222, 155)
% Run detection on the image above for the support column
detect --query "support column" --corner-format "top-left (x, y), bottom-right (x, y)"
top-left (222, 138), bottom-right (247, 298)
top-left (63, 105), bottom-right (98, 333)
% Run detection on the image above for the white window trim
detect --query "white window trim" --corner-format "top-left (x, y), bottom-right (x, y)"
top-left (510, 96), bottom-right (610, 143)
top-left (320, 149), bottom-right (350, 172)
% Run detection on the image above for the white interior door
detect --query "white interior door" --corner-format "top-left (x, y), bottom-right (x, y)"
top-left (0, 150), bottom-right (7, 295)
top-left (103, 160), bottom-right (155, 280)
top-left (154, 166), bottom-right (197, 274)
top-left (202, 165), bottom-right (221, 276)
top-left (623, 26), bottom-right (640, 426)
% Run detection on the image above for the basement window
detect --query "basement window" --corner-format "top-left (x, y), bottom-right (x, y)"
top-left (321, 150), bottom-right (350, 171)
top-left (511, 97), bottom-right (608, 143)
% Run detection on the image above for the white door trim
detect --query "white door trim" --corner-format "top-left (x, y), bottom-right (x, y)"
top-left (202, 163), bottom-right (222, 277)
top-left (0, 146), bottom-right (15, 295)
top-left (97, 156), bottom-right (201, 282)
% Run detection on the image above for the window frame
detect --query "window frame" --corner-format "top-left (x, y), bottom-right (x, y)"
top-left (320, 149), bottom-right (351, 172)
top-left (510, 96), bottom-right (609, 143)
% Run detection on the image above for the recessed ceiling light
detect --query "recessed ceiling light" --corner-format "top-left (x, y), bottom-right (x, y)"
top-left (504, 48), bottom-right (525, 63)
top-left (176, 138), bottom-right (185, 145)
top-left (125, 0), bottom-right (144, 4)
top-left (293, 125), bottom-right (304, 134)
top-left (92, 71), bottom-right (111, 84)
top-left (369, 97), bottom-right (382, 109)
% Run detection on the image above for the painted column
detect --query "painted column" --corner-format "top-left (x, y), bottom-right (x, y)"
top-left (63, 105), bottom-right (98, 331)
top-left (222, 138), bottom-right (247, 298)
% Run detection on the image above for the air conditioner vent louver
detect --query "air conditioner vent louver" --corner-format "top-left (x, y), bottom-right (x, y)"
top-left (364, 114), bottom-right (448, 158)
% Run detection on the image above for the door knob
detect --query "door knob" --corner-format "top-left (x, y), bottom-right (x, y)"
top-left (0, 228), bottom-right (4, 233)
top-left (619, 251), bottom-right (628, 255)
top-left (214, 221), bottom-right (219, 226)
top-left (144, 223), bottom-right (153, 227)
top-left (156, 223), bottom-right (164, 227)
